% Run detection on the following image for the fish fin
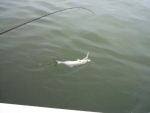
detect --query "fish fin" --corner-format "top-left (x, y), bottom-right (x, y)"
top-left (84, 52), bottom-right (89, 59)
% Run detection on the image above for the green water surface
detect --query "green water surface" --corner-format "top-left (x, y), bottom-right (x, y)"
top-left (0, 0), bottom-right (150, 112)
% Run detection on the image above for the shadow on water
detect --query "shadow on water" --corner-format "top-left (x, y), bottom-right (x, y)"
top-left (52, 62), bottom-right (90, 76)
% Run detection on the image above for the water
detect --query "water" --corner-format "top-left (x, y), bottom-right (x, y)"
top-left (0, 0), bottom-right (150, 112)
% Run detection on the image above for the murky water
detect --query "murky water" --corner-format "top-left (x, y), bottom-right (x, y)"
top-left (0, 0), bottom-right (150, 112)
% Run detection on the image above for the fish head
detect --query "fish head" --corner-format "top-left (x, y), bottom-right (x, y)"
top-left (87, 59), bottom-right (91, 62)
top-left (82, 58), bottom-right (91, 63)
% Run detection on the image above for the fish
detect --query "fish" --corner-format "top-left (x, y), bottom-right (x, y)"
top-left (54, 52), bottom-right (91, 68)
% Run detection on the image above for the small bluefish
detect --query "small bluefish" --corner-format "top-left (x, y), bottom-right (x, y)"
top-left (55, 52), bottom-right (91, 68)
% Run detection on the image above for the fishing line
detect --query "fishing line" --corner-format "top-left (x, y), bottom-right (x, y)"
top-left (0, 7), bottom-right (95, 36)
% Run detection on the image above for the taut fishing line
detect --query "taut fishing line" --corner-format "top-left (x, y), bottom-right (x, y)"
top-left (0, 7), bottom-right (95, 36)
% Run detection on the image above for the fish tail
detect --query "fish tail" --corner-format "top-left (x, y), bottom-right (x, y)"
top-left (53, 59), bottom-right (61, 64)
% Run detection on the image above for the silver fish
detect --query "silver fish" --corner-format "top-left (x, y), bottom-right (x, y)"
top-left (55, 52), bottom-right (91, 68)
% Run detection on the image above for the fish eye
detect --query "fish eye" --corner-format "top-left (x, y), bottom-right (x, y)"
top-left (88, 59), bottom-right (91, 62)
